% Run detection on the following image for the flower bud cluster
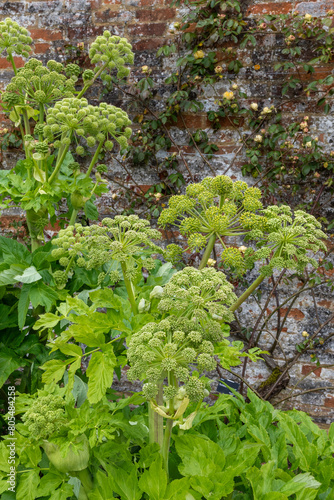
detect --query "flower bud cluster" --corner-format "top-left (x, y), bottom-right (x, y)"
top-left (43, 98), bottom-right (132, 154)
top-left (158, 267), bottom-right (236, 328)
top-left (127, 317), bottom-right (215, 403)
top-left (89, 30), bottom-right (134, 80)
top-left (158, 175), bottom-right (264, 271)
top-left (244, 205), bottom-right (327, 276)
top-left (51, 216), bottom-right (162, 286)
top-left (0, 18), bottom-right (32, 58)
top-left (22, 394), bottom-right (66, 440)
top-left (2, 58), bottom-right (76, 109)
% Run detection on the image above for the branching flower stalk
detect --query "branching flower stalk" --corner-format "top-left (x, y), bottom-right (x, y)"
top-left (0, 20), bottom-right (134, 248)
top-left (127, 267), bottom-right (264, 475)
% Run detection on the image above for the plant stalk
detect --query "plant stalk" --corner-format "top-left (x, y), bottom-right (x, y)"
top-left (72, 468), bottom-right (93, 499)
top-left (199, 233), bottom-right (217, 269)
top-left (229, 275), bottom-right (265, 313)
top-left (149, 383), bottom-right (163, 447)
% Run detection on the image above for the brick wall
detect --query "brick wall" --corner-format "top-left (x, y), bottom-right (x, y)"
top-left (0, 0), bottom-right (334, 424)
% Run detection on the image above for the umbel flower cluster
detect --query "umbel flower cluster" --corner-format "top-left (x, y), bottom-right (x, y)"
top-left (159, 175), bottom-right (264, 270)
top-left (0, 18), bottom-right (32, 58)
top-left (51, 215), bottom-right (162, 288)
top-left (244, 205), bottom-right (328, 276)
top-left (127, 317), bottom-right (216, 403)
top-left (158, 267), bottom-right (236, 330)
top-left (89, 31), bottom-right (134, 80)
top-left (127, 267), bottom-right (250, 405)
top-left (22, 394), bottom-right (66, 440)
top-left (43, 98), bottom-right (132, 155)
top-left (2, 58), bottom-right (76, 109)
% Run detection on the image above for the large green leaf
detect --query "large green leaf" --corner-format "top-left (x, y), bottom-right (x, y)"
top-left (16, 469), bottom-right (40, 500)
top-left (86, 345), bottom-right (117, 403)
top-left (175, 435), bottom-right (225, 477)
top-left (28, 281), bottom-right (59, 311)
top-left (84, 199), bottom-right (99, 220)
top-left (0, 344), bottom-right (29, 387)
top-left (41, 359), bottom-right (67, 385)
top-left (139, 458), bottom-right (167, 500)
top-left (0, 236), bottom-right (31, 264)
top-left (278, 414), bottom-right (317, 470)
top-left (280, 473), bottom-right (320, 495)
top-left (110, 466), bottom-right (142, 500)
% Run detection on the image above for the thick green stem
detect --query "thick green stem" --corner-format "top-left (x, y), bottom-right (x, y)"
top-left (77, 63), bottom-right (109, 99)
top-left (199, 233), bottom-right (217, 269)
top-left (149, 383), bottom-right (163, 447)
top-left (162, 419), bottom-right (173, 477)
top-left (48, 142), bottom-right (70, 184)
top-left (229, 275), bottom-right (265, 313)
top-left (121, 261), bottom-right (138, 314)
top-left (69, 208), bottom-right (78, 226)
top-left (86, 140), bottom-right (104, 177)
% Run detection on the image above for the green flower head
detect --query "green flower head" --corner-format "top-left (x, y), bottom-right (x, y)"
top-left (0, 18), bottom-right (32, 59)
top-left (89, 31), bottom-right (134, 79)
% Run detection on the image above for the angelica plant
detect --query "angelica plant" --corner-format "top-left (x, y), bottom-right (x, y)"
top-left (127, 266), bottom-right (264, 474)
top-left (51, 215), bottom-right (162, 312)
top-left (0, 20), bottom-right (134, 250)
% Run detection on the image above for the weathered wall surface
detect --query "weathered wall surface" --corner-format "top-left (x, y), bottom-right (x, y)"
top-left (0, 0), bottom-right (333, 423)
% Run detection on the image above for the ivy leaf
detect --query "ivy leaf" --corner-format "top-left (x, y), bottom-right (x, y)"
top-left (86, 345), bottom-right (117, 403)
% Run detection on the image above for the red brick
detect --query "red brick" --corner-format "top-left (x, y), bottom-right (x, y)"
top-left (247, 2), bottom-right (293, 16)
top-left (138, 0), bottom-right (163, 5)
top-left (132, 38), bottom-right (165, 50)
top-left (128, 23), bottom-right (167, 37)
top-left (29, 28), bottom-right (63, 41)
top-left (279, 308), bottom-right (305, 320)
top-left (67, 26), bottom-right (105, 40)
top-left (324, 396), bottom-right (334, 408)
top-left (95, 9), bottom-right (120, 21)
top-left (0, 57), bottom-right (24, 70)
top-left (34, 43), bottom-right (50, 54)
top-left (90, 0), bottom-right (121, 7)
top-left (135, 8), bottom-right (176, 21)
top-left (176, 113), bottom-right (210, 130)
top-left (301, 365), bottom-right (322, 378)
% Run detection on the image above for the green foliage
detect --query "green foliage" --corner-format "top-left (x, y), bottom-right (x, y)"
top-left (3, 387), bottom-right (333, 499)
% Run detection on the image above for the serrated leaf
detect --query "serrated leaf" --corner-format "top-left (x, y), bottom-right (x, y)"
top-left (84, 199), bottom-right (98, 220)
top-left (16, 469), bottom-right (40, 500)
top-left (29, 281), bottom-right (59, 311)
top-left (33, 312), bottom-right (62, 331)
top-left (139, 457), bottom-right (167, 500)
top-left (41, 359), bottom-right (67, 385)
top-left (0, 344), bottom-right (29, 387)
top-left (86, 345), bottom-right (116, 403)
